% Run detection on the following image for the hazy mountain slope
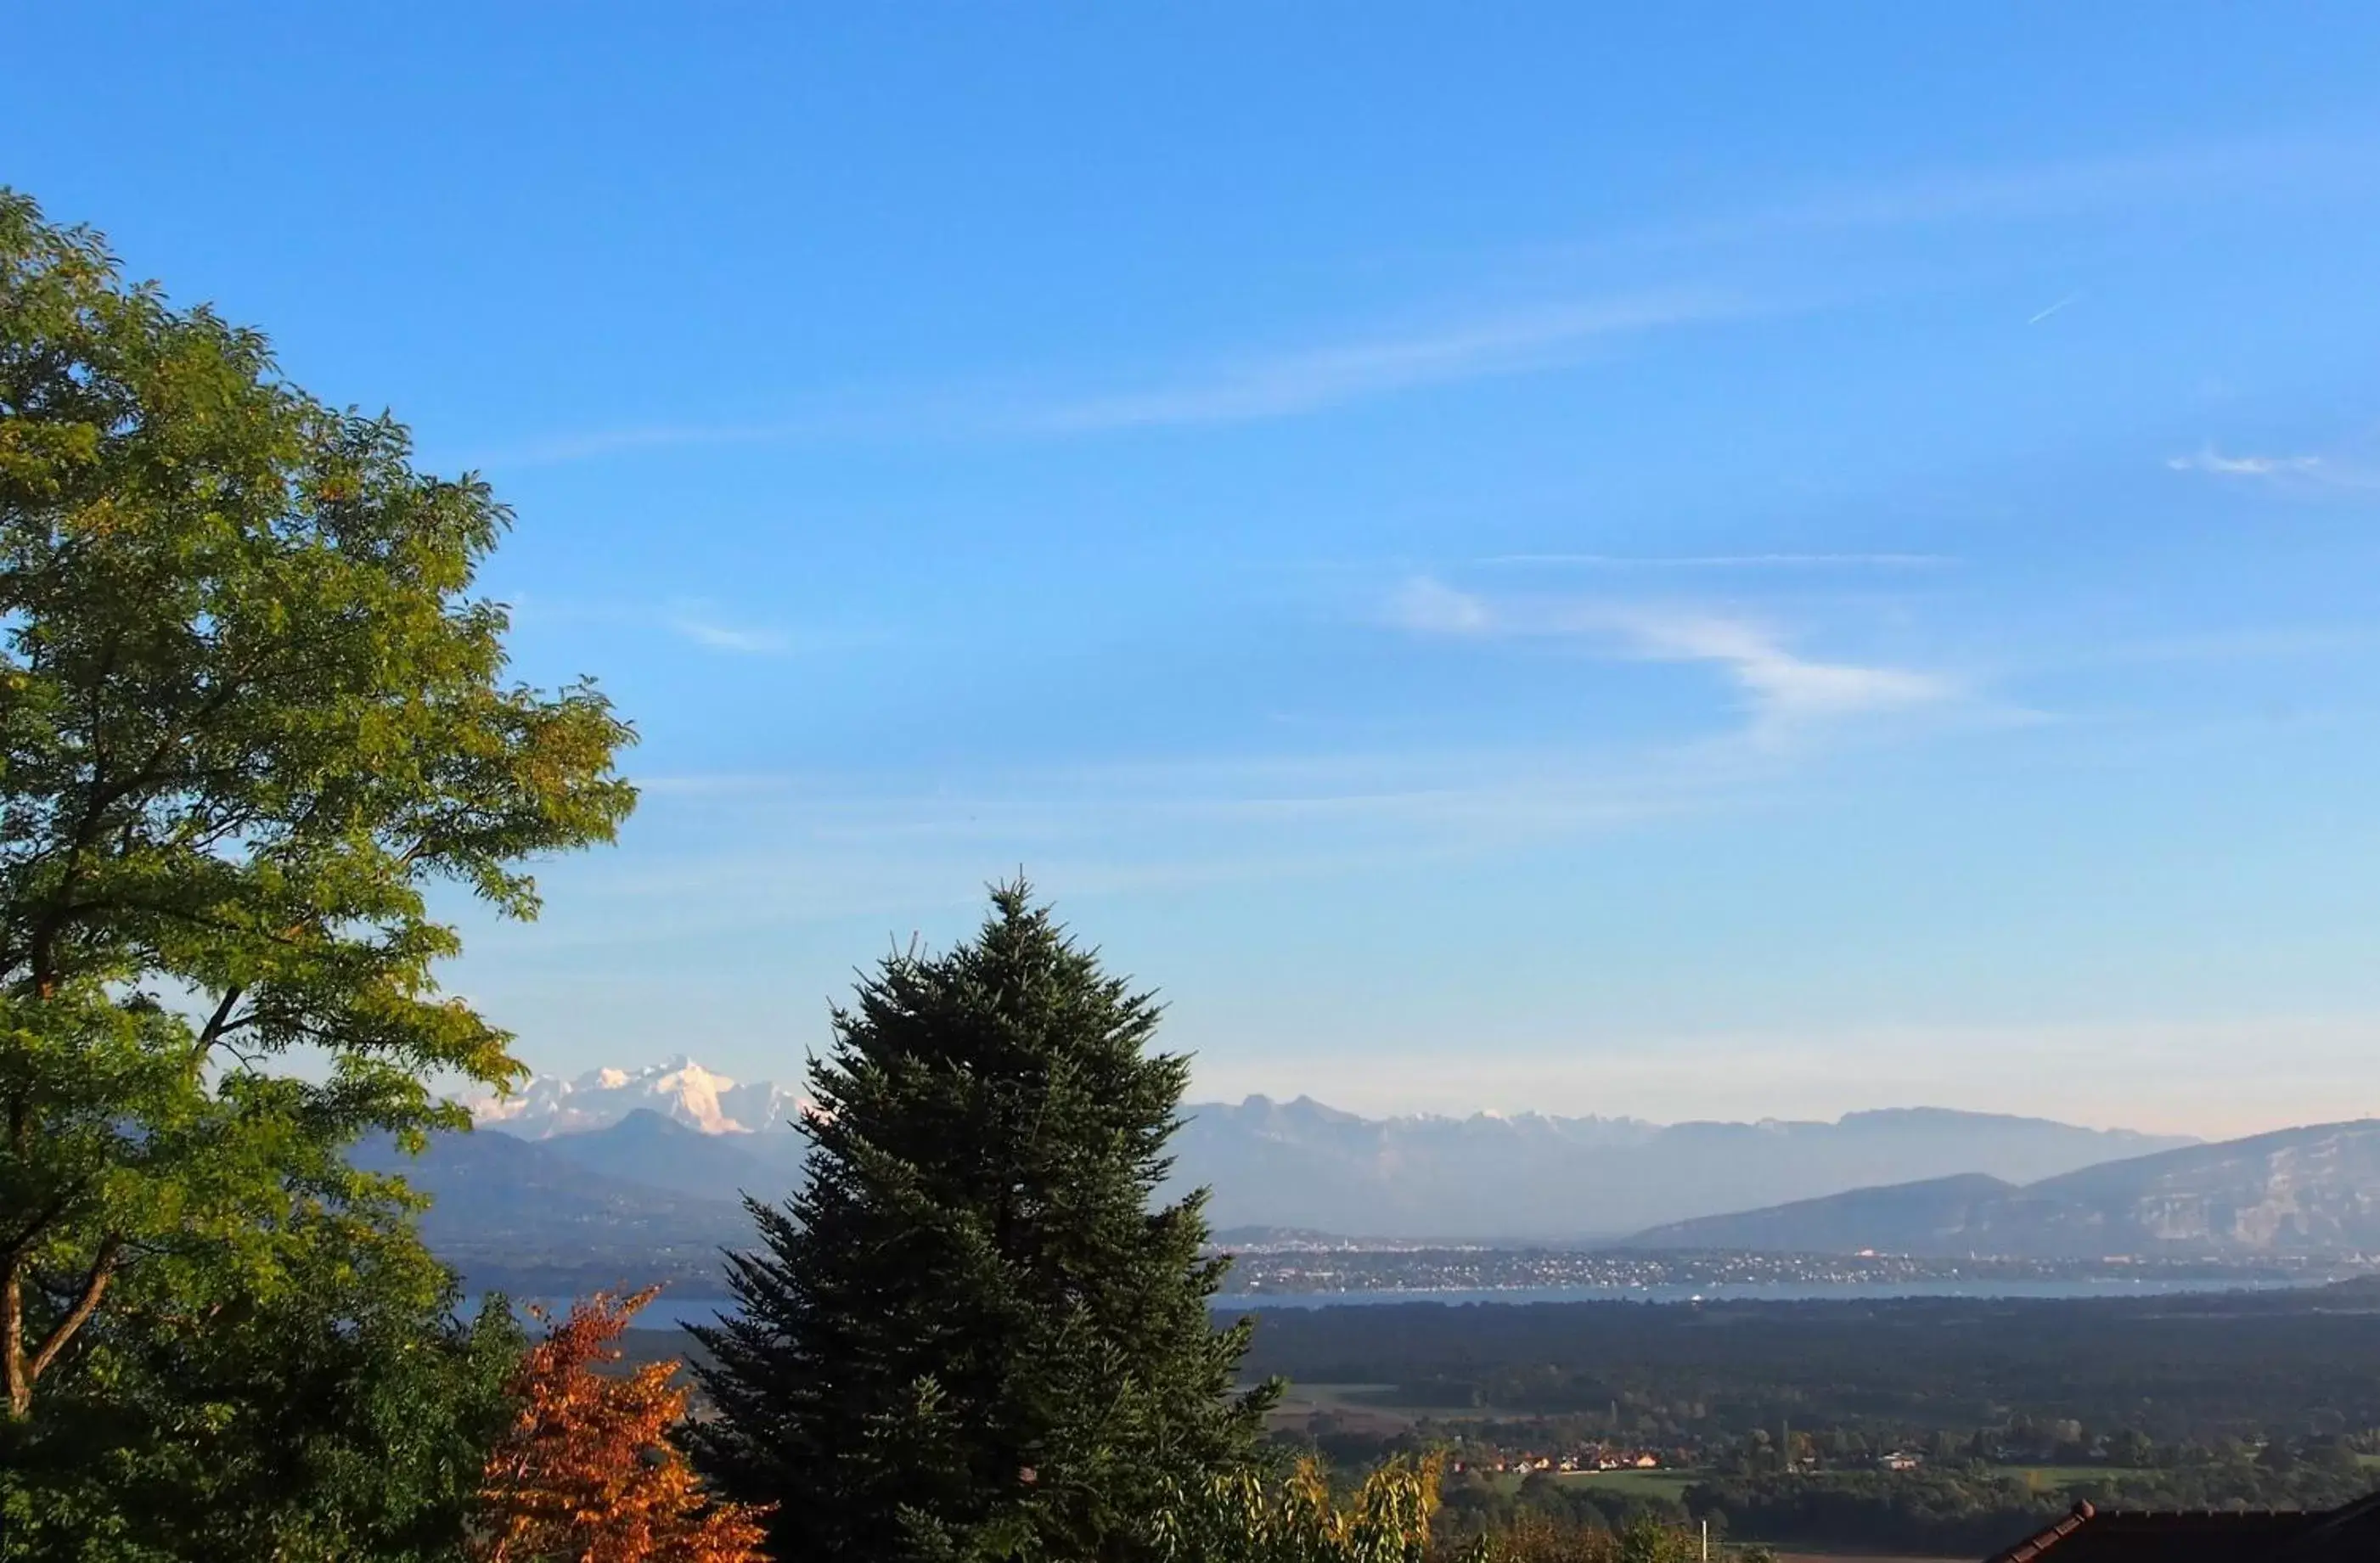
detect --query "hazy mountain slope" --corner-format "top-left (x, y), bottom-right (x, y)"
top-left (538, 1109), bottom-right (796, 1205)
top-left (1624, 1119), bottom-right (2380, 1257)
top-left (1167, 1097), bottom-right (2192, 1239)
top-left (352, 1126), bottom-right (751, 1251)
top-left (460, 1059), bottom-right (2194, 1240)
top-left (1617, 1173), bottom-right (2020, 1254)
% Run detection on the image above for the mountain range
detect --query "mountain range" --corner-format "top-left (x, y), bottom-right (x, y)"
top-left (442, 1057), bottom-right (2191, 1241)
top-left (469, 1057), bottom-right (810, 1139)
top-left (1166, 1094), bottom-right (2192, 1239)
top-left (1628, 1118), bottom-right (2380, 1257)
top-left (350, 1116), bottom-right (754, 1296)
top-left (346, 1059), bottom-right (2380, 1290)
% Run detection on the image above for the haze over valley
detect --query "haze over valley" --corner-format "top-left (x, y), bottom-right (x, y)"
top-left (357, 1056), bottom-right (2380, 1296)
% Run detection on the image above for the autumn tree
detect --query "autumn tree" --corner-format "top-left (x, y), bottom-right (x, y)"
top-left (474, 1289), bottom-right (769, 1563)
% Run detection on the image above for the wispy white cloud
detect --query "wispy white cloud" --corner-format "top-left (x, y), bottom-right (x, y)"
top-left (468, 737), bottom-right (1779, 951)
top-left (664, 600), bottom-right (792, 655)
top-left (1386, 576), bottom-right (1495, 634)
top-left (1477, 552), bottom-right (1957, 571)
top-left (2026, 290), bottom-right (2083, 325)
top-left (480, 290), bottom-right (1749, 465)
top-left (485, 130), bottom-right (2380, 469)
top-left (506, 593), bottom-right (879, 656)
top-left (1017, 290), bottom-right (1745, 432)
top-left (2166, 447), bottom-right (2325, 478)
top-left (1387, 576), bottom-right (1954, 734)
top-left (1612, 606), bottom-right (1952, 728)
top-left (1576, 131), bottom-right (2380, 260)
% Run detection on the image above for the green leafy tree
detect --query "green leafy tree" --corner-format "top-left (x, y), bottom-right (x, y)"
top-left (3, 1213), bottom-right (524, 1562)
top-left (0, 186), bottom-right (633, 1540)
top-left (1156, 1454), bottom-right (1442, 1563)
top-left (689, 883), bottom-right (1278, 1562)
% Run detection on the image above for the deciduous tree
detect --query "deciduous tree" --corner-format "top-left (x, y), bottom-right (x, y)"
top-left (1156, 1454), bottom-right (1444, 1563)
top-left (0, 185), bottom-right (634, 1425)
top-left (475, 1289), bottom-right (768, 1563)
top-left (1, 1214), bottom-right (525, 1561)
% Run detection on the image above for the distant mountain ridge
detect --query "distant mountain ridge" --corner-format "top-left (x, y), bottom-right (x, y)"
top-left (470, 1056), bottom-right (810, 1139)
top-left (1624, 1118), bottom-right (2380, 1257)
top-left (384, 1065), bottom-right (2380, 1279)
top-left (1167, 1094), bottom-right (2193, 1239)
top-left (352, 1123), bottom-right (752, 1251)
top-left (466, 1059), bottom-right (2193, 1240)
top-left (538, 1109), bottom-right (799, 1201)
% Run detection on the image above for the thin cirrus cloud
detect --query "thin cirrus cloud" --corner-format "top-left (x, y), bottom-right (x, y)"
top-left (1562, 128), bottom-right (2380, 261)
top-left (484, 287), bottom-right (1753, 466)
top-left (1013, 289), bottom-right (1746, 433)
top-left (1614, 606), bottom-right (1951, 728)
top-left (487, 129), bottom-right (2380, 470)
top-left (2165, 447), bottom-right (2325, 478)
top-left (1478, 552), bottom-right (1958, 571)
top-left (1387, 576), bottom-right (1953, 734)
top-left (663, 603), bottom-right (793, 655)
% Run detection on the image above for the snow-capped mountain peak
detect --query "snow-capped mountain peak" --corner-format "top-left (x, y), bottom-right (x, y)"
top-left (471, 1057), bottom-right (809, 1139)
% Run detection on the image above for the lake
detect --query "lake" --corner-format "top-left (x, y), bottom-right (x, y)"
top-left (554, 1273), bottom-right (2324, 1329)
top-left (1212, 1276), bottom-right (2321, 1307)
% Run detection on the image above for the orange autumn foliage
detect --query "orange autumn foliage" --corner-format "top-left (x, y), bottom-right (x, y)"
top-left (474, 1287), bottom-right (773, 1563)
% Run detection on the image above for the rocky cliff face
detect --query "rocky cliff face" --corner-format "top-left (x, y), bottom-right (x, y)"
top-left (1629, 1119), bottom-right (2380, 1257)
top-left (2005, 1121), bottom-right (2380, 1253)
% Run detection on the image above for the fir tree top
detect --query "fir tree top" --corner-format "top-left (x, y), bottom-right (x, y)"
top-left (690, 882), bottom-right (1276, 1563)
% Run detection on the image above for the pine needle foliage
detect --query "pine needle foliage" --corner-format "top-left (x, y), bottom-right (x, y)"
top-left (689, 882), bottom-right (1278, 1562)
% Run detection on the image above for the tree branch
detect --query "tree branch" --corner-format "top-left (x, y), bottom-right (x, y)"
top-left (16, 1234), bottom-right (121, 1409)
top-left (190, 983), bottom-right (247, 1073)
top-left (0, 1185), bottom-right (81, 1264)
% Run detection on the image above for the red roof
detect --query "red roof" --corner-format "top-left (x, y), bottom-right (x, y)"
top-left (1983, 1494), bottom-right (2380, 1563)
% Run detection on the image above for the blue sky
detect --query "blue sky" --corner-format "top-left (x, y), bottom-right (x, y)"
top-left (18, 4), bottom-right (2380, 1133)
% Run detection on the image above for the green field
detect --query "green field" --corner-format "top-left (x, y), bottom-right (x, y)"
top-left (1264, 1380), bottom-right (1555, 1426)
top-left (1987, 1465), bottom-right (2154, 1488)
top-left (1264, 1382), bottom-right (1424, 1435)
top-left (1477, 1468), bottom-right (1702, 1503)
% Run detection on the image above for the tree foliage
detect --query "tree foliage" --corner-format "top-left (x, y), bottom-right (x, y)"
top-left (689, 883), bottom-right (1278, 1561)
top-left (1157, 1454), bottom-right (1444, 1563)
top-left (1455, 1513), bottom-right (1708, 1563)
top-left (1, 1223), bottom-right (523, 1561)
top-left (0, 182), bottom-right (633, 1427)
top-left (1235, 1288), bottom-right (2380, 1446)
top-left (473, 1288), bottom-right (768, 1563)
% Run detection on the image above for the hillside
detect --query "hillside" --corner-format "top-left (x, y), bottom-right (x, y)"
top-left (1167, 1097), bottom-right (2192, 1239)
top-left (352, 1125), bottom-right (753, 1293)
top-left (466, 1060), bottom-right (2197, 1240)
top-left (1624, 1118), bottom-right (2380, 1257)
top-left (537, 1108), bottom-right (794, 1204)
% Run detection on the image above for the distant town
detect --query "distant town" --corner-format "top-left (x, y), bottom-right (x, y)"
top-left (1212, 1243), bottom-right (2375, 1296)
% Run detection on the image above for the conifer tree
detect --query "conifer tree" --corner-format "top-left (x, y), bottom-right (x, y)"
top-left (689, 883), bottom-right (1277, 1562)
